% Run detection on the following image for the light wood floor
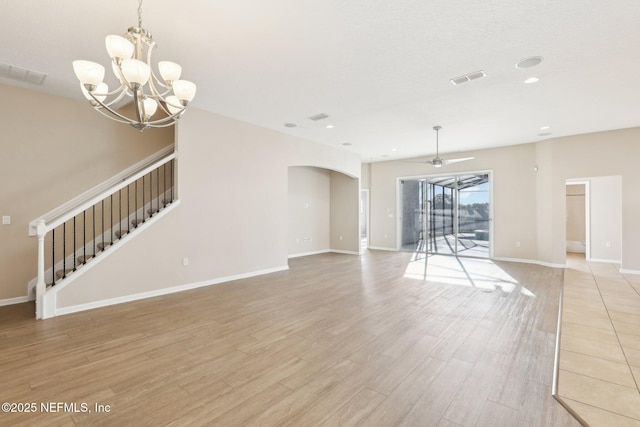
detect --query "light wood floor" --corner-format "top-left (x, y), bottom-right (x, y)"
top-left (0, 251), bottom-right (581, 426)
top-left (557, 253), bottom-right (640, 426)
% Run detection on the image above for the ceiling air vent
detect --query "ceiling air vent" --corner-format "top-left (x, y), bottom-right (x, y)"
top-left (450, 70), bottom-right (486, 86)
top-left (0, 62), bottom-right (47, 85)
top-left (308, 113), bottom-right (329, 121)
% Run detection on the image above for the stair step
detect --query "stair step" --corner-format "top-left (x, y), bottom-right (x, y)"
top-left (148, 208), bottom-right (159, 215)
top-left (55, 269), bottom-right (73, 279)
top-left (115, 230), bottom-right (128, 238)
top-left (77, 254), bottom-right (94, 264)
top-left (131, 219), bottom-right (144, 227)
top-left (97, 242), bottom-right (111, 251)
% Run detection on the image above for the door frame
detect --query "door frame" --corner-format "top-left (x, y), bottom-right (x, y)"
top-left (397, 169), bottom-right (494, 258)
top-left (565, 179), bottom-right (591, 260)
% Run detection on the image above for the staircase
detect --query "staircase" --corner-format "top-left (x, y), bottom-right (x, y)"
top-left (29, 147), bottom-right (177, 319)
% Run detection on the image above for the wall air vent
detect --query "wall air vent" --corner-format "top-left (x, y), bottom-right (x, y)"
top-left (0, 62), bottom-right (47, 85)
top-left (450, 70), bottom-right (486, 86)
top-left (308, 113), bottom-right (329, 121)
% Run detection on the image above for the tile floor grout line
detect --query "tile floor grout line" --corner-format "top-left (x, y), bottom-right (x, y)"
top-left (586, 261), bottom-right (640, 395)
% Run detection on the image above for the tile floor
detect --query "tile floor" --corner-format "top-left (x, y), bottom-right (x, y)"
top-left (558, 253), bottom-right (640, 426)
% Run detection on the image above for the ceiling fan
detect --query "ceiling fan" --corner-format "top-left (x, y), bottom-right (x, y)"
top-left (422, 126), bottom-right (475, 167)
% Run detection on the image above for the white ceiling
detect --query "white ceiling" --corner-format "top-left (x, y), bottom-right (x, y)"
top-left (2, 0), bottom-right (639, 162)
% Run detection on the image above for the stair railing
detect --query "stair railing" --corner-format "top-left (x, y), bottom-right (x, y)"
top-left (30, 149), bottom-right (176, 319)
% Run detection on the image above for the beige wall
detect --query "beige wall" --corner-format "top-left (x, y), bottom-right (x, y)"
top-left (539, 128), bottom-right (640, 270)
top-left (589, 176), bottom-right (622, 261)
top-left (368, 142), bottom-right (539, 261)
top-left (565, 184), bottom-right (586, 251)
top-left (288, 167), bottom-right (331, 256)
top-left (55, 108), bottom-right (361, 310)
top-left (368, 127), bottom-right (640, 271)
top-left (0, 84), bottom-right (173, 301)
top-left (329, 171), bottom-right (360, 253)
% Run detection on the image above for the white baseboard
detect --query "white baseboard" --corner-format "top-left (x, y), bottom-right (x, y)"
top-left (330, 249), bottom-right (360, 255)
top-left (620, 268), bottom-right (640, 275)
top-left (367, 246), bottom-right (398, 251)
top-left (588, 258), bottom-right (621, 264)
top-left (492, 257), bottom-right (566, 269)
top-left (288, 249), bottom-right (361, 259)
top-left (0, 296), bottom-right (30, 307)
top-left (54, 264), bottom-right (289, 317)
top-left (288, 250), bottom-right (331, 259)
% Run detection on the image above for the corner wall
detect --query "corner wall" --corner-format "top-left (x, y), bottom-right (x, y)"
top-left (368, 127), bottom-right (640, 271)
top-left (54, 108), bottom-right (361, 312)
top-left (0, 84), bottom-right (173, 302)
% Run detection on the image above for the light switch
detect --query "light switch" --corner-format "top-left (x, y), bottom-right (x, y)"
top-left (2, 216), bottom-right (9, 225)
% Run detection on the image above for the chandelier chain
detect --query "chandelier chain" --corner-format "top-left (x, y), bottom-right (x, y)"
top-left (137, 0), bottom-right (143, 28)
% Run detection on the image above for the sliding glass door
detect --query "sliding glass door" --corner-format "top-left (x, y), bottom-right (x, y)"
top-left (401, 173), bottom-right (490, 258)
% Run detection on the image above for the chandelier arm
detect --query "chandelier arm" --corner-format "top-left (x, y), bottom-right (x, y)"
top-left (99, 89), bottom-right (130, 108)
top-left (145, 111), bottom-right (185, 126)
top-left (88, 91), bottom-right (143, 124)
top-left (92, 105), bottom-right (140, 125)
top-left (145, 42), bottom-right (167, 98)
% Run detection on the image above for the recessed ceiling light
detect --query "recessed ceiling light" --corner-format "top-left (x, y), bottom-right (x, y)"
top-left (540, 126), bottom-right (551, 130)
top-left (342, 142), bottom-right (352, 146)
top-left (524, 77), bottom-right (539, 84)
top-left (326, 124), bottom-right (334, 129)
top-left (391, 148), bottom-right (398, 152)
top-left (516, 56), bottom-right (543, 69)
top-left (284, 123), bottom-right (297, 128)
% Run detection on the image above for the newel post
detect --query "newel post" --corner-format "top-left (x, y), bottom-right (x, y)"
top-left (35, 220), bottom-right (47, 319)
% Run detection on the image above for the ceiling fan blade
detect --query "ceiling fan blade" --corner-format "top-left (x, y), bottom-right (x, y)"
top-left (442, 156), bottom-right (475, 164)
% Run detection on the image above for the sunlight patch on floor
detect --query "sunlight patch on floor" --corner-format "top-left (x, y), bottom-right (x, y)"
top-left (404, 254), bottom-right (534, 296)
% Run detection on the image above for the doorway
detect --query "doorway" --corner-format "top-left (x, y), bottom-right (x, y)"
top-left (400, 172), bottom-right (491, 258)
top-left (565, 182), bottom-right (588, 256)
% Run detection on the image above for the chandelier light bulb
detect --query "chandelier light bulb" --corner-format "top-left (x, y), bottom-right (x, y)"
top-left (121, 59), bottom-right (151, 86)
top-left (158, 61), bottom-right (182, 84)
top-left (80, 82), bottom-right (109, 103)
top-left (172, 80), bottom-right (197, 103)
top-left (142, 98), bottom-right (158, 118)
top-left (105, 35), bottom-right (134, 61)
top-left (72, 60), bottom-right (105, 88)
top-left (164, 95), bottom-right (184, 115)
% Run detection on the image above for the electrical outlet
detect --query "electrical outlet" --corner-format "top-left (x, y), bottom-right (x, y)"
top-left (516, 241), bottom-right (521, 247)
top-left (2, 216), bottom-right (9, 225)
top-left (183, 257), bottom-right (189, 266)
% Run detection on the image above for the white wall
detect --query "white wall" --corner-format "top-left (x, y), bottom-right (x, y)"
top-left (330, 171), bottom-right (360, 253)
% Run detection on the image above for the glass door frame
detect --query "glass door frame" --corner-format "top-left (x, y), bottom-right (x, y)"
top-left (397, 169), bottom-right (493, 259)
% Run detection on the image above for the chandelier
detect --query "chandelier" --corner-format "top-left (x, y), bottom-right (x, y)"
top-left (72, 0), bottom-right (196, 131)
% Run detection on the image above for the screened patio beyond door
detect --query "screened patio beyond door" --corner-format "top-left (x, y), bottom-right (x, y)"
top-left (401, 173), bottom-right (490, 258)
